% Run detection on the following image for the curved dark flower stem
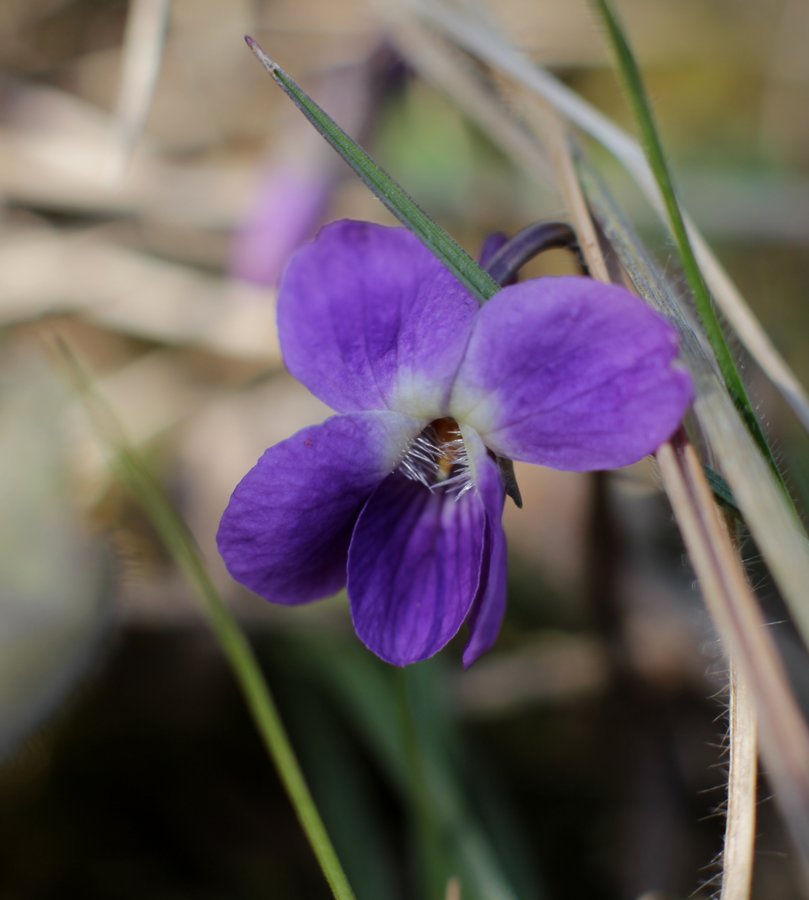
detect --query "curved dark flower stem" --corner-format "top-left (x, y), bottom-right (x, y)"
top-left (485, 221), bottom-right (588, 285)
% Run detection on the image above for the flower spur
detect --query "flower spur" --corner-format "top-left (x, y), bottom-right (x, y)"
top-left (217, 219), bottom-right (692, 666)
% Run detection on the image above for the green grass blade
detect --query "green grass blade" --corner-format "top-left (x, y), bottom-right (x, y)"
top-left (590, 0), bottom-right (787, 493)
top-left (244, 36), bottom-right (500, 304)
top-left (281, 637), bottom-right (527, 900)
top-left (396, 669), bottom-right (452, 898)
top-left (59, 342), bottom-right (356, 900)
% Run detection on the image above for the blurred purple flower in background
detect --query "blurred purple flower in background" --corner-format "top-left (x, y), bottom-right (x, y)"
top-left (218, 220), bottom-right (692, 666)
top-left (230, 45), bottom-right (407, 288)
top-left (230, 161), bottom-right (334, 287)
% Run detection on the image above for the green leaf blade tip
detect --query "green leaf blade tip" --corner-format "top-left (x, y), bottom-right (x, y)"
top-left (243, 35), bottom-right (501, 305)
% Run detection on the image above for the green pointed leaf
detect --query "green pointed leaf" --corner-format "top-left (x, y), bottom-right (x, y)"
top-left (244, 36), bottom-right (500, 305)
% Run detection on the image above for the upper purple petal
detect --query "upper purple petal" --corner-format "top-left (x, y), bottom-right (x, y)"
top-left (450, 276), bottom-right (693, 471)
top-left (347, 471), bottom-right (487, 666)
top-left (217, 410), bottom-right (423, 605)
top-left (278, 220), bottom-right (480, 418)
top-left (461, 428), bottom-right (508, 667)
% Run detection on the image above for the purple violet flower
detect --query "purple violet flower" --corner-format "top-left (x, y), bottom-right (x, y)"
top-left (217, 220), bottom-right (692, 667)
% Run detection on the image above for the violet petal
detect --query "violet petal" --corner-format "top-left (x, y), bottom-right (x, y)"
top-left (348, 472), bottom-right (486, 666)
top-left (279, 220), bottom-right (479, 418)
top-left (217, 410), bottom-right (423, 605)
top-left (450, 276), bottom-right (693, 471)
top-left (461, 428), bottom-right (508, 667)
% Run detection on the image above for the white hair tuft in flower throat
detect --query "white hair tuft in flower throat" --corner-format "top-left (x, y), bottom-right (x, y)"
top-left (398, 418), bottom-right (474, 500)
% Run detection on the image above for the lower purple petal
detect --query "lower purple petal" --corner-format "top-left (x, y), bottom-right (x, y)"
top-left (462, 429), bottom-right (508, 667)
top-left (348, 472), bottom-right (487, 666)
top-left (217, 411), bottom-right (422, 605)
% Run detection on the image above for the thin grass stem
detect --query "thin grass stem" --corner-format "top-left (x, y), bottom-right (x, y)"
top-left (56, 340), bottom-right (356, 900)
top-left (589, 0), bottom-right (785, 494)
top-left (720, 660), bottom-right (757, 900)
top-left (658, 437), bottom-right (809, 873)
top-left (112, 0), bottom-right (170, 174)
top-left (520, 110), bottom-right (809, 873)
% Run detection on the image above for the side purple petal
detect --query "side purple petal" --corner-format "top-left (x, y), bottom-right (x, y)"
top-left (450, 277), bottom-right (693, 471)
top-left (217, 410), bottom-right (423, 605)
top-left (461, 428), bottom-right (508, 667)
top-left (347, 472), bottom-right (487, 666)
top-left (278, 220), bottom-right (480, 418)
